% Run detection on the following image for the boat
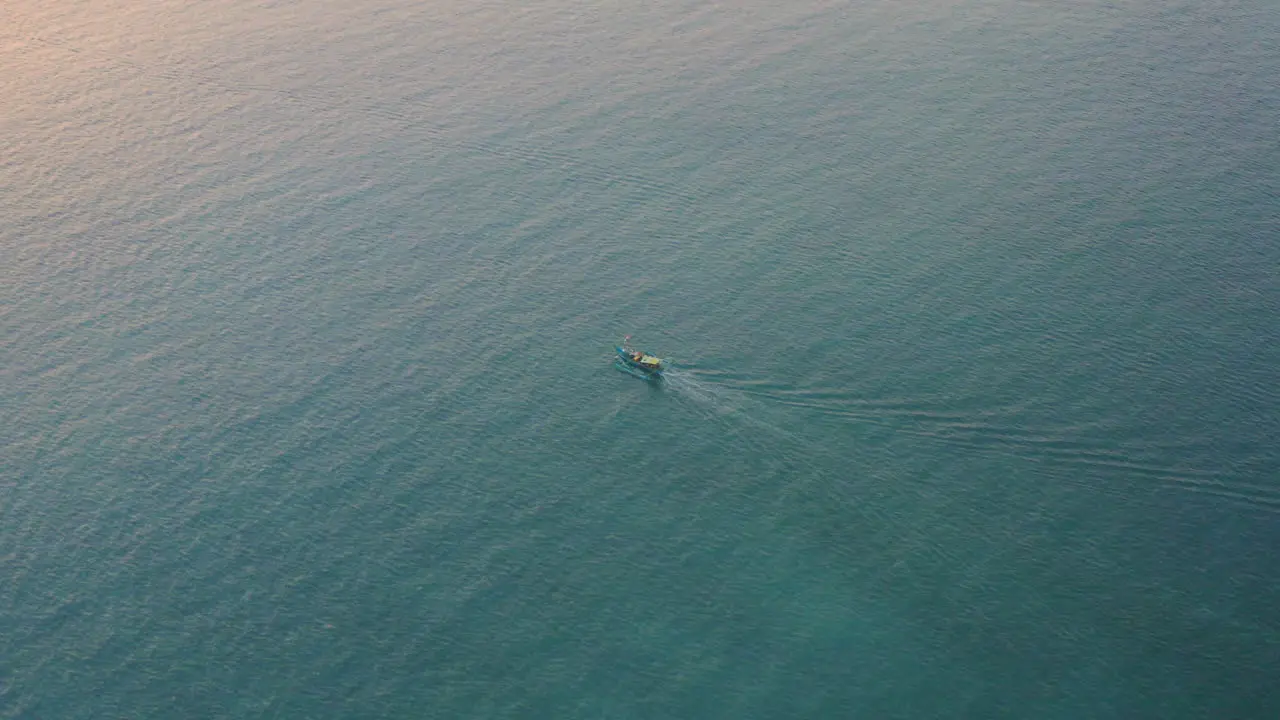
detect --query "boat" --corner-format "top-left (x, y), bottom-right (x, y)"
top-left (614, 336), bottom-right (667, 379)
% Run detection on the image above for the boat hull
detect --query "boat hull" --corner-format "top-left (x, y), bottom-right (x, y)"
top-left (614, 346), bottom-right (665, 379)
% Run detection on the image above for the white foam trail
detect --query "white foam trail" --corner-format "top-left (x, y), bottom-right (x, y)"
top-left (661, 369), bottom-right (802, 447)
top-left (660, 369), bottom-right (737, 410)
top-left (659, 369), bottom-right (897, 531)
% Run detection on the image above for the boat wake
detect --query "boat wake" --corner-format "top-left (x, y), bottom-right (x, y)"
top-left (657, 369), bottom-right (736, 409)
top-left (658, 368), bottom-right (812, 457)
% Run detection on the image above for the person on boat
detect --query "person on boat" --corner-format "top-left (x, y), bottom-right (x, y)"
top-left (633, 351), bottom-right (643, 362)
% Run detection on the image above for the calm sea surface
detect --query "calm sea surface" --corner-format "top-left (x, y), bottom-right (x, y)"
top-left (3, 1), bottom-right (1279, 717)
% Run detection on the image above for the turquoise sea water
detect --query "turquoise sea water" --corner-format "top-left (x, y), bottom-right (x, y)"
top-left (3, 0), bottom-right (1279, 717)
